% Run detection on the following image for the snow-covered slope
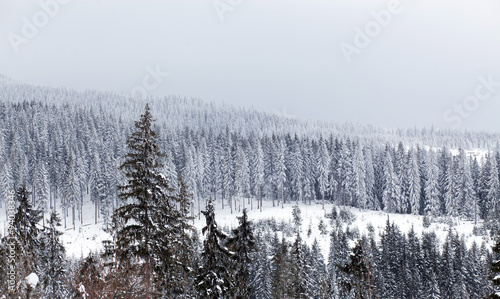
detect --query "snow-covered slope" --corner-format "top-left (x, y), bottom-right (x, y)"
top-left (1, 197), bottom-right (489, 261)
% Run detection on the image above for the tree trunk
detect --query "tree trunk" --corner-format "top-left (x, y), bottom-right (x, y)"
top-left (281, 183), bottom-right (284, 209)
top-left (222, 190), bottom-right (225, 210)
top-left (54, 188), bottom-right (56, 215)
top-left (273, 187), bottom-right (275, 207)
top-left (95, 200), bottom-right (98, 225)
top-left (474, 197), bottom-right (477, 225)
top-left (63, 204), bottom-right (67, 229)
top-left (230, 194), bottom-right (233, 214)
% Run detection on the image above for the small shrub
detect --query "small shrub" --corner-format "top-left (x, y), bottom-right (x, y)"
top-left (473, 224), bottom-right (486, 236)
top-left (339, 208), bottom-right (356, 225)
top-left (318, 219), bottom-right (328, 235)
top-left (422, 216), bottom-right (431, 228)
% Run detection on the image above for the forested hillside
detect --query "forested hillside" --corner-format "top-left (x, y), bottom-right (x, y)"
top-left (0, 88), bottom-right (499, 227)
top-left (1, 78), bottom-right (500, 298)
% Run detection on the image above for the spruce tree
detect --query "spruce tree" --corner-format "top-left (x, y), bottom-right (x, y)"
top-left (227, 208), bottom-right (256, 298)
top-left (340, 238), bottom-right (373, 299)
top-left (407, 148), bottom-right (421, 215)
top-left (382, 149), bottom-right (400, 214)
top-left (251, 235), bottom-right (272, 299)
top-left (327, 229), bottom-right (351, 298)
top-left (487, 232), bottom-right (500, 298)
top-left (424, 150), bottom-right (441, 217)
top-left (171, 173), bottom-right (196, 297)
top-left (112, 104), bottom-right (178, 297)
top-left (271, 235), bottom-right (292, 298)
top-left (290, 232), bottom-right (309, 298)
top-left (309, 238), bottom-right (327, 298)
top-left (317, 139), bottom-right (330, 209)
top-left (195, 198), bottom-right (234, 298)
top-left (487, 153), bottom-right (500, 223)
top-left (352, 143), bottom-right (367, 210)
top-left (39, 211), bottom-right (67, 298)
top-left (12, 184), bottom-right (43, 283)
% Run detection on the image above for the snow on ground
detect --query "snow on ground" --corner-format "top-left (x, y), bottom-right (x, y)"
top-left (192, 198), bottom-right (490, 262)
top-left (25, 273), bottom-right (39, 289)
top-left (0, 196), bottom-right (492, 261)
top-left (424, 146), bottom-right (490, 162)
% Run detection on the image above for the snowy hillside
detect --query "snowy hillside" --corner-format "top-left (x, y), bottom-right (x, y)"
top-left (1, 81), bottom-right (499, 298)
top-left (1, 74), bottom-right (500, 149)
top-left (0, 197), bottom-right (488, 261)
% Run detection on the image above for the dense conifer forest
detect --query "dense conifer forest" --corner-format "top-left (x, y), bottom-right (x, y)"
top-left (1, 79), bottom-right (500, 298)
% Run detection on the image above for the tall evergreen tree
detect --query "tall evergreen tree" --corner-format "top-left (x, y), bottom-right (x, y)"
top-left (13, 185), bottom-right (43, 279)
top-left (308, 238), bottom-right (327, 298)
top-left (227, 208), bottom-right (256, 298)
top-left (195, 198), bottom-right (234, 298)
top-left (39, 211), bottom-right (67, 298)
top-left (352, 143), bottom-right (367, 210)
top-left (382, 149), bottom-right (399, 213)
top-left (271, 235), bottom-right (292, 299)
top-left (172, 174), bottom-right (196, 297)
top-left (290, 232), bottom-right (310, 298)
top-left (407, 148), bottom-right (421, 215)
top-left (234, 146), bottom-right (250, 211)
top-left (251, 235), bottom-right (272, 298)
top-left (317, 139), bottom-right (330, 209)
top-left (327, 229), bottom-right (351, 298)
top-left (487, 232), bottom-right (500, 299)
top-left (112, 104), bottom-right (179, 297)
top-left (250, 137), bottom-right (265, 211)
top-left (340, 238), bottom-right (373, 299)
top-left (424, 150), bottom-right (441, 217)
top-left (444, 156), bottom-right (459, 218)
top-left (487, 153), bottom-right (500, 223)
top-left (457, 151), bottom-right (476, 221)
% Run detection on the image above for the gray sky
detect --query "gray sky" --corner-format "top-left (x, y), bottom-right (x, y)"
top-left (1, 0), bottom-right (500, 132)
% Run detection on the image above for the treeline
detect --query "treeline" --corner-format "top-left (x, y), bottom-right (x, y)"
top-left (2, 78), bottom-right (499, 147)
top-left (0, 101), bottom-right (500, 229)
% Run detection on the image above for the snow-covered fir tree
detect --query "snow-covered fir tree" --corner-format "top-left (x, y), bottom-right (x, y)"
top-left (195, 198), bottom-right (234, 298)
top-left (39, 211), bottom-right (67, 298)
top-left (227, 208), bottom-right (256, 298)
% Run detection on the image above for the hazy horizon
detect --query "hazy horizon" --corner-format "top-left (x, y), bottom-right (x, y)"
top-left (1, 0), bottom-right (500, 132)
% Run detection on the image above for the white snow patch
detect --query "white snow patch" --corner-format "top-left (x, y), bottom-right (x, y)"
top-left (25, 273), bottom-right (39, 288)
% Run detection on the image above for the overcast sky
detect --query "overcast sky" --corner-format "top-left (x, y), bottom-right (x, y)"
top-left (1, 0), bottom-right (500, 131)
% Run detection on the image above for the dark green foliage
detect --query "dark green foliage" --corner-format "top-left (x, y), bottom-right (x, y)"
top-left (487, 232), bottom-right (500, 298)
top-left (6, 184), bottom-right (44, 298)
top-left (340, 238), bottom-right (373, 299)
top-left (308, 239), bottom-right (327, 298)
top-left (227, 208), bottom-right (256, 298)
top-left (39, 211), bottom-right (67, 298)
top-left (13, 185), bottom-right (43, 273)
top-left (195, 198), bottom-right (234, 298)
top-left (271, 235), bottom-right (292, 299)
top-left (170, 173), bottom-right (196, 297)
top-left (112, 104), bottom-right (188, 297)
top-left (292, 204), bottom-right (302, 228)
top-left (251, 235), bottom-right (272, 299)
top-left (327, 229), bottom-right (351, 298)
top-left (290, 232), bottom-right (309, 298)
